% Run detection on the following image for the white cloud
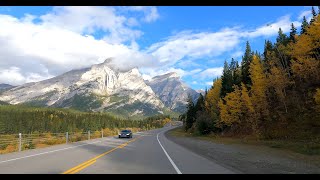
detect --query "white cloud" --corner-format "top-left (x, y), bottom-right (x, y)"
top-left (298, 10), bottom-right (312, 21)
top-left (144, 7), bottom-right (159, 23)
top-left (205, 81), bottom-right (213, 86)
top-left (231, 51), bottom-right (243, 59)
top-left (196, 67), bottom-right (224, 80)
top-left (147, 29), bottom-right (240, 65)
top-left (188, 68), bottom-right (202, 75)
top-left (243, 15), bottom-right (300, 38)
top-left (0, 67), bottom-right (25, 85)
top-left (192, 81), bottom-right (198, 85)
top-left (126, 6), bottom-right (159, 23)
top-left (0, 13), bottom-right (158, 85)
top-left (146, 14), bottom-right (302, 71)
top-left (39, 6), bottom-right (144, 45)
top-left (141, 67), bottom-right (186, 81)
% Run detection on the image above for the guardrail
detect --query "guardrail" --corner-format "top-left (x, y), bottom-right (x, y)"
top-left (0, 130), bottom-right (104, 154)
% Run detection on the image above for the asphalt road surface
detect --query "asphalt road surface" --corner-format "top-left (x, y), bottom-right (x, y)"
top-left (0, 126), bottom-right (234, 174)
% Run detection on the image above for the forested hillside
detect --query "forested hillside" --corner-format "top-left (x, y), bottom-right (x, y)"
top-left (181, 7), bottom-right (320, 141)
top-left (0, 105), bottom-right (170, 134)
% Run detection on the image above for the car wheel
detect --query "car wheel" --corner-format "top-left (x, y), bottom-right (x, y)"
top-left (118, 136), bottom-right (121, 138)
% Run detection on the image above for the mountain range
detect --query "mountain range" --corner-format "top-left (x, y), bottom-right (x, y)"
top-left (0, 59), bottom-right (200, 118)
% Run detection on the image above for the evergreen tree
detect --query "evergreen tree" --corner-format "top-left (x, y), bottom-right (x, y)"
top-left (301, 16), bottom-right (309, 34)
top-left (276, 28), bottom-right (289, 46)
top-left (263, 40), bottom-right (273, 64)
top-left (289, 23), bottom-right (297, 42)
top-left (194, 93), bottom-right (205, 113)
top-left (220, 61), bottom-right (233, 97)
top-left (230, 58), bottom-right (242, 86)
top-left (184, 95), bottom-right (196, 131)
top-left (241, 41), bottom-right (253, 86)
top-left (310, 6), bottom-right (317, 25)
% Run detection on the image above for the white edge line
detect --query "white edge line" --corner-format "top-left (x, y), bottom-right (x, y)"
top-left (0, 140), bottom-right (103, 164)
top-left (157, 131), bottom-right (182, 174)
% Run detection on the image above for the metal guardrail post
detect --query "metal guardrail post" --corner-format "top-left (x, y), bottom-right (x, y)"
top-left (101, 129), bottom-right (103, 138)
top-left (18, 133), bottom-right (22, 152)
top-left (66, 132), bottom-right (68, 144)
top-left (88, 130), bottom-right (90, 140)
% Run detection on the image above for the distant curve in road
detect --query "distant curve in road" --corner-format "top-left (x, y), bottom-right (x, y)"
top-left (0, 126), bottom-right (234, 174)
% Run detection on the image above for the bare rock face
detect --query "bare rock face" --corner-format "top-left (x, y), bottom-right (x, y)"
top-left (146, 72), bottom-right (200, 113)
top-left (0, 59), bottom-right (164, 117)
top-left (0, 59), bottom-right (200, 117)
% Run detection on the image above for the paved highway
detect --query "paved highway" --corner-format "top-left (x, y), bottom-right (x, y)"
top-left (0, 126), bottom-right (234, 174)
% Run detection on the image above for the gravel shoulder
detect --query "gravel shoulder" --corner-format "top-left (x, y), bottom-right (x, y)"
top-left (165, 127), bottom-right (320, 174)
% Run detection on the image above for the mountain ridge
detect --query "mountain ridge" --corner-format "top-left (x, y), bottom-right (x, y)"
top-left (0, 60), bottom-right (199, 118)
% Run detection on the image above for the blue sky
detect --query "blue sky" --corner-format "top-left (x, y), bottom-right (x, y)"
top-left (0, 6), bottom-right (314, 90)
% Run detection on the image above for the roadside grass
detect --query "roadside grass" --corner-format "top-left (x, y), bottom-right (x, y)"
top-left (168, 127), bottom-right (320, 166)
top-left (0, 127), bottom-right (150, 154)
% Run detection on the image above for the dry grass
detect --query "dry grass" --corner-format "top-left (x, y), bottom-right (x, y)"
top-left (0, 126), bottom-right (151, 154)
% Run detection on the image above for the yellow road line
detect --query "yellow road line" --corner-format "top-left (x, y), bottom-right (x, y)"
top-left (62, 136), bottom-right (141, 174)
top-left (65, 160), bottom-right (97, 174)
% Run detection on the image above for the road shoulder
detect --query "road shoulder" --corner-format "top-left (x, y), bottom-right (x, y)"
top-left (164, 127), bottom-right (320, 174)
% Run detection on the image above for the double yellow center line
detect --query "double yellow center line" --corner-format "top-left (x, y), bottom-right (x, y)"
top-left (62, 136), bottom-right (141, 174)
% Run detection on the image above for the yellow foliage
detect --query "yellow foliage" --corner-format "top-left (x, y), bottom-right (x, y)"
top-left (240, 83), bottom-right (254, 113)
top-left (0, 144), bottom-right (16, 154)
top-left (249, 55), bottom-right (269, 120)
top-left (291, 15), bottom-right (320, 82)
top-left (269, 64), bottom-right (290, 112)
top-left (205, 78), bottom-right (222, 117)
top-left (35, 143), bottom-right (49, 149)
top-left (218, 86), bottom-right (243, 126)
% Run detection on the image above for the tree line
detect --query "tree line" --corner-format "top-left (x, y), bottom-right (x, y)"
top-left (0, 105), bottom-right (169, 134)
top-left (181, 7), bottom-right (320, 140)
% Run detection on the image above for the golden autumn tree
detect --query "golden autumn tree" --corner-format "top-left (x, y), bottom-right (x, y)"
top-left (249, 55), bottom-right (270, 132)
top-left (218, 86), bottom-right (243, 127)
top-left (239, 83), bottom-right (255, 133)
top-left (205, 78), bottom-right (222, 119)
top-left (291, 15), bottom-right (320, 85)
top-left (269, 63), bottom-right (291, 113)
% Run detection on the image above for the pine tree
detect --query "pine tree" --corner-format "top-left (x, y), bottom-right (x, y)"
top-left (310, 6), bottom-right (317, 25)
top-left (289, 23), bottom-right (297, 42)
top-left (276, 28), bottom-right (289, 46)
top-left (241, 41), bottom-right (253, 86)
top-left (230, 58), bottom-right (242, 87)
top-left (263, 40), bottom-right (273, 65)
top-left (194, 93), bottom-right (205, 113)
top-left (301, 16), bottom-right (309, 34)
top-left (185, 95), bottom-right (196, 131)
top-left (220, 61), bottom-right (233, 97)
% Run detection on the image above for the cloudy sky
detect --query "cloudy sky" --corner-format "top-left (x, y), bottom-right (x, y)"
top-left (0, 6), bottom-right (314, 90)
